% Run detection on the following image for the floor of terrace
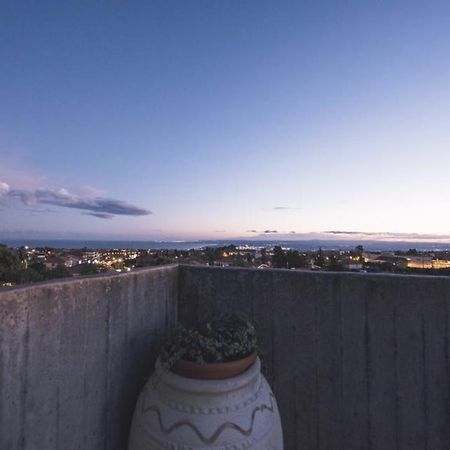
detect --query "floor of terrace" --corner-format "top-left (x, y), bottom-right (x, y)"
top-left (1, 264), bottom-right (449, 450)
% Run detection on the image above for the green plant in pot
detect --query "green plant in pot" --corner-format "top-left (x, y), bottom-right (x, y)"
top-left (161, 314), bottom-right (258, 380)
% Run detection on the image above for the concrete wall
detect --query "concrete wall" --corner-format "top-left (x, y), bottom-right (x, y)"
top-left (2, 264), bottom-right (450, 450)
top-left (179, 265), bottom-right (450, 450)
top-left (0, 265), bottom-right (178, 450)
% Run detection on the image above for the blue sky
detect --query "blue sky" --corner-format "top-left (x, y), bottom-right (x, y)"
top-left (1, 1), bottom-right (450, 240)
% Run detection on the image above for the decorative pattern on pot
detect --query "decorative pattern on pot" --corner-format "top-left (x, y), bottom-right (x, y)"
top-left (128, 357), bottom-right (283, 449)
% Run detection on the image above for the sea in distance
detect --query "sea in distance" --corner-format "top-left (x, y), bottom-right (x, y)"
top-left (2, 239), bottom-right (450, 252)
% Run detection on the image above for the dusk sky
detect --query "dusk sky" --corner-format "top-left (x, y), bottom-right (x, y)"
top-left (1, 1), bottom-right (450, 241)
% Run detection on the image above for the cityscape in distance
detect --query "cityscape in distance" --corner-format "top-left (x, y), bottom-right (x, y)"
top-left (2, 236), bottom-right (450, 288)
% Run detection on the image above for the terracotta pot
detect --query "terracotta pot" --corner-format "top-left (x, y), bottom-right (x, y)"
top-left (128, 356), bottom-right (283, 449)
top-left (171, 351), bottom-right (257, 380)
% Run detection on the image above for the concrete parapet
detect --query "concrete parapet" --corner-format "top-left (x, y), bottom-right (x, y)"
top-left (179, 265), bottom-right (450, 450)
top-left (0, 265), bottom-right (178, 450)
top-left (2, 264), bottom-right (450, 450)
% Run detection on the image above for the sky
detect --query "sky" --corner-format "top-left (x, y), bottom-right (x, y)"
top-left (1, 1), bottom-right (450, 241)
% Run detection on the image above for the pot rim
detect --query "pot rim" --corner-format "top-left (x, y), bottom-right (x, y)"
top-left (171, 351), bottom-right (257, 380)
top-left (155, 356), bottom-right (261, 394)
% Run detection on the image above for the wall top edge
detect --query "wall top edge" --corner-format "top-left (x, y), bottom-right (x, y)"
top-left (0, 263), bottom-right (180, 295)
top-left (179, 263), bottom-right (450, 282)
top-left (3, 263), bottom-right (450, 296)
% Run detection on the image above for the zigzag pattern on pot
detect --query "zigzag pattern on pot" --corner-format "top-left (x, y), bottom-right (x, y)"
top-left (158, 380), bottom-right (264, 415)
top-left (141, 393), bottom-right (275, 445)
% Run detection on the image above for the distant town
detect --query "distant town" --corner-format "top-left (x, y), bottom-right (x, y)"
top-left (2, 242), bottom-right (450, 288)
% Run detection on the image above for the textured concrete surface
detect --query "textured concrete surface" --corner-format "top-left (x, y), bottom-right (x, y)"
top-left (179, 265), bottom-right (450, 450)
top-left (0, 265), bottom-right (178, 450)
top-left (2, 265), bottom-right (450, 450)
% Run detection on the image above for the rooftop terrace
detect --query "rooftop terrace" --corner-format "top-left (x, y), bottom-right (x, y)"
top-left (1, 265), bottom-right (449, 450)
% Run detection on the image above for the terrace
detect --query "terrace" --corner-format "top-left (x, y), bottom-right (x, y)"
top-left (1, 265), bottom-right (449, 450)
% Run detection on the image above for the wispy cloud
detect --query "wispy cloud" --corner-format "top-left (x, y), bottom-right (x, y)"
top-left (325, 230), bottom-right (377, 236)
top-left (0, 182), bottom-right (152, 219)
top-left (323, 230), bottom-right (450, 241)
top-left (84, 212), bottom-right (115, 219)
top-left (247, 229), bottom-right (280, 234)
top-left (0, 182), bottom-right (10, 197)
top-left (273, 206), bottom-right (300, 211)
top-left (245, 230), bottom-right (450, 243)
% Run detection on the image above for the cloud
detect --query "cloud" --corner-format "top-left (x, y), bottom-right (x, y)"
top-left (79, 185), bottom-right (106, 197)
top-left (325, 230), bottom-right (368, 235)
top-left (324, 230), bottom-right (450, 241)
top-left (273, 206), bottom-right (300, 210)
top-left (246, 229), bottom-right (279, 234)
top-left (85, 212), bottom-right (115, 219)
top-left (0, 182), bottom-right (9, 206)
top-left (2, 182), bottom-right (152, 219)
top-left (0, 182), bottom-right (10, 199)
top-left (245, 229), bottom-right (450, 243)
